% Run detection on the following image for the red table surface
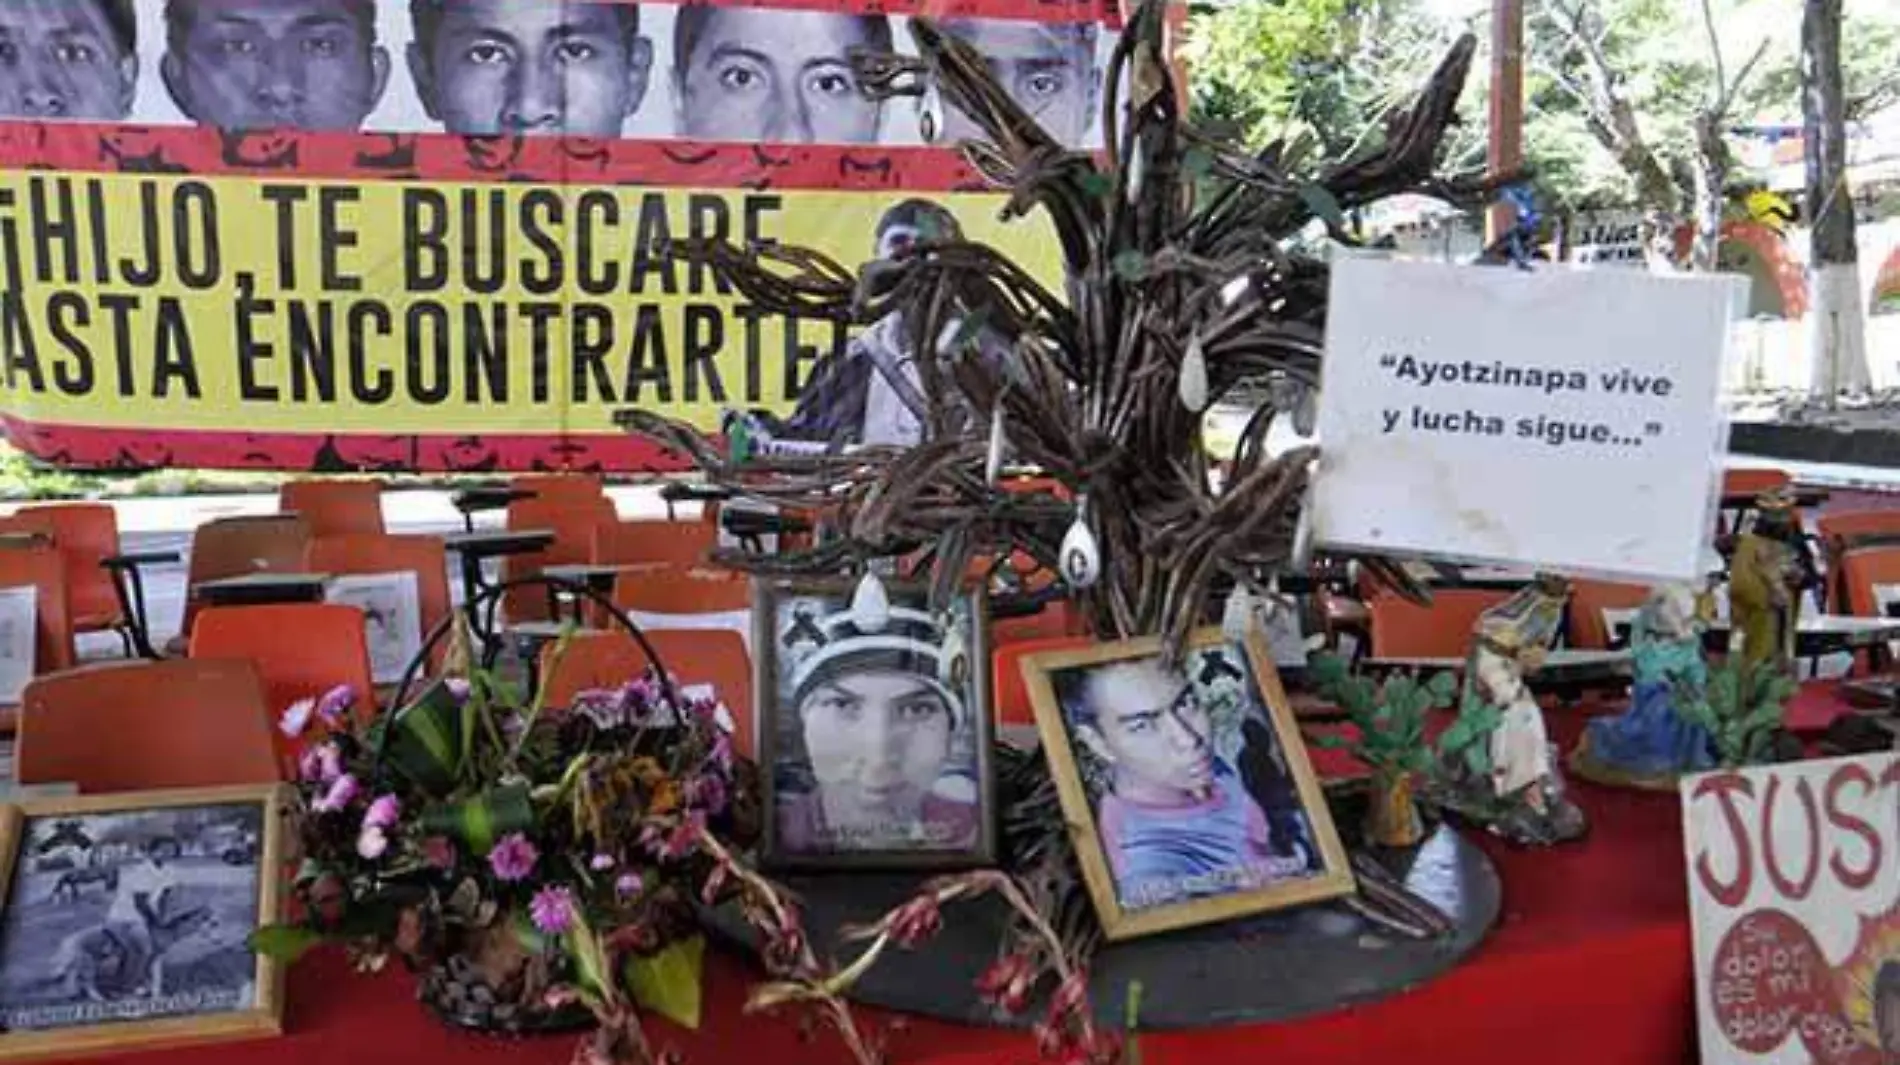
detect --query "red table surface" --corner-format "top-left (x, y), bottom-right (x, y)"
top-left (53, 711), bottom-right (1698, 1065)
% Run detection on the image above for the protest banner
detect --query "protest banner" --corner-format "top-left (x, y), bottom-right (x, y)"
top-left (0, 0), bottom-right (1107, 472)
top-left (1681, 753), bottom-right (1900, 1064)
top-left (1309, 258), bottom-right (1744, 583)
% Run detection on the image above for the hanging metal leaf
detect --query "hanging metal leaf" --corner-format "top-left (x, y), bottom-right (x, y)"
top-left (1296, 184), bottom-right (1346, 228)
top-left (851, 570), bottom-right (892, 632)
top-left (985, 403), bottom-right (1007, 485)
top-left (1178, 334), bottom-right (1209, 412)
top-left (1059, 516), bottom-right (1100, 589)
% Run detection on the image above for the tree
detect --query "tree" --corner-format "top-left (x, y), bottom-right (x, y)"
top-left (1802, 0), bottom-right (1867, 396)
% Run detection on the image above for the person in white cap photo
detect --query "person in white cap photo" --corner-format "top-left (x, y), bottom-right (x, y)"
top-left (772, 594), bottom-right (979, 853)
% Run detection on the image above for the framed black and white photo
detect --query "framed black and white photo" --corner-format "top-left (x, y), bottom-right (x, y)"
top-left (0, 784), bottom-right (288, 1060)
top-left (755, 577), bottom-right (994, 869)
top-left (326, 572), bottom-right (423, 685)
top-left (0, 587), bottom-right (35, 706)
top-left (1022, 628), bottom-right (1354, 940)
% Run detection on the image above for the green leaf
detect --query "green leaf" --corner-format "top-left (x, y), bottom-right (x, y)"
top-left (1181, 149), bottom-right (1213, 179)
top-left (626, 935), bottom-right (706, 1030)
top-left (1296, 184), bottom-right (1345, 227)
top-left (1078, 171), bottom-right (1113, 200)
top-left (420, 783), bottom-right (534, 855)
top-left (249, 923), bottom-right (324, 963)
top-left (1426, 671), bottom-right (1457, 704)
top-left (513, 909), bottom-right (552, 955)
top-left (1112, 251), bottom-right (1147, 281)
top-left (385, 678), bottom-right (468, 795)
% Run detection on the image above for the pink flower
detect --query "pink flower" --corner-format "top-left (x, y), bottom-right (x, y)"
top-left (363, 795), bottom-right (401, 830)
top-left (444, 677), bottom-right (471, 702)
top-left (298, 743), bottom-right (343, 784)
top-left (279, 698), bottom-right (317, 739)
top-left (888, 893), bottom-right (943, 948)
top-left (487, 833), bottom-right (538, 882)
top-left (312, 773), bottom-right (360, 814)
top-left (316, 684), bottom-right (356, 726)
top-left (614, 872), bottom-right (644, 899)
top-left (687, 774), bottom-right (729, 816)
top-left (357, 825), bottom-right (389, 860)
top-left (529, 886), bottom-right (576, 935)
top-left (421, 836), bottom-right (457, 871)
top-left (589, 853), bottom-right (615, 871)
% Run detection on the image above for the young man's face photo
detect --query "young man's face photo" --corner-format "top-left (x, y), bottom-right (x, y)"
top-left (0, 0), bottom-right (136, 121)
top-left (937, 20), bottom-right (1097, 147)
top-left (162, 0), bottom-right (389, 131)
top-left (1079, 661), bottom-right (1214, 803)
top-left (410, 0), bottom-right (650, 137)
top-left (798, 667), bottom-right (953, 824)
top-left (675, 8), bottom-right (883, 144)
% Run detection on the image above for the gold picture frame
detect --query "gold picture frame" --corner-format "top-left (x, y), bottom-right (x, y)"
top-left (1022, 627), bottom-right (1355, 940)
top-left (0, 783), bottom-right (290, 1061)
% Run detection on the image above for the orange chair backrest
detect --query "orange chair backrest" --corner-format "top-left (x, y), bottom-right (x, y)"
top-left (510, 473), bottom-right (606, 506)
top-left (18, 658), bottom-right (280, 791)
top-left (306, 533), bottom-right (454, 647)
top-left (592, 519), bottom-right (717, 570)
top-left (1366, 588), bottom-right (1513, 659)
top-left (280, 479), bottom-right (386, 537)
top-left (189, 603), bottom-right (376, 766)
top-left (0, 541), bottom-right (76, 685)
top-left (181, 514), bottom-right (312, 638)
top-left (538, 629), bottom-right (756, 756)
top-left (1722, 468), bottom-right (1792, 498)
top-left (1839, 545), bottom-right (1900, 618)
top-left (992, 634), bottom-right (1093, 726)
top-left (8, 503), bottom-right (120, 630)
top-left (1817, 509), bottom-right (1900, 543)
top-left (501, 496), bottom-right (619, 622)
top-left (613, 568), bottom-right (752, 615)
top-left (1565, 579), bottom-right (1651, 650)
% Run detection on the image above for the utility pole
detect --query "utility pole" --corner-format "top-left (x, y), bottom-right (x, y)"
top-left (1487, 0), bottom-right (1524, 244)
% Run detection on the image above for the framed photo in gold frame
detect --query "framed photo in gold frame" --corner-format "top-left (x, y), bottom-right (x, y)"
top-left (1021, 627), bottom-right (1354, 940)
top-left (0, 784), bottom-right (289, 1061)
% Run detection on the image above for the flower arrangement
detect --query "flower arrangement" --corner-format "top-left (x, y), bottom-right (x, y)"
top-left (251, 622), bottom-right (1124, 1065)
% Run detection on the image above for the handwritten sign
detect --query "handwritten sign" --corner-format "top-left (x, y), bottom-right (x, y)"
top-left (1681, 754), bottom-right (1900, 1064)
top-left (1311, 259), bottom-right (1741, 582)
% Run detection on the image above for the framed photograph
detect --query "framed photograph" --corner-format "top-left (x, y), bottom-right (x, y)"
top-left (756, 578), bottom-right (995, 869)
top-left (0, 784), bottom-right (289, 1061)
top-left (0, 587), bottom-right (35, 705)
top-left (1022, 628), bottom-right (1355, 940)
top-left (326, 572), bottom-right (423, 685)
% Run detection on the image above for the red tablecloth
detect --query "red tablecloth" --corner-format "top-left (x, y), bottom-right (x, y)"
top-left (69, 713), bottom-right (1699, 1065)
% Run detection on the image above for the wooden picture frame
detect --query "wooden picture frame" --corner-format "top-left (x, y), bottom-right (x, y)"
top-left (0, 784), bottom-right (289, 1061)
top-left (1022, 627), bottom-right (1355, 940)
top-left (755, 577), bottom-right (996, 870)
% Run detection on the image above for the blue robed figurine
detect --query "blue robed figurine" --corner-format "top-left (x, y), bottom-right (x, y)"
top-left (1571, 583), bottom-right (1718, 788)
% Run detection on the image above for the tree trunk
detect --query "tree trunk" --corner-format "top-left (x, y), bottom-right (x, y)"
top-left (1802, 0), bottom-right (1868, 398)
top-left (1689, 113), bottom-right (1727, 273)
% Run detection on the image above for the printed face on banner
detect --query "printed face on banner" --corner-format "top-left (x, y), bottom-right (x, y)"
top-left (0, 0), bottom-right (140, 121)
top-left (933, 19), bottom-right (1099, 147)
top-left (1680, 754), bottom-right (1900, 1065)
top-left (672, 7), bottom-right (886, 144)
top-left (159, 0), bottom-right (391, 131)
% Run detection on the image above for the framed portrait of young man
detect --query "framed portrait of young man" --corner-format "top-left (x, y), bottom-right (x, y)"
top-left (0, 784), bottom-right (289, 1061)
top-left (755, 578), bottom-right (995, 870)
top-left (1022, 628), bottom-right (1355, 940)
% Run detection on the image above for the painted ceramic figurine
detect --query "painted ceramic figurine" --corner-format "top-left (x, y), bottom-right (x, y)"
top-left (1571, 583), bottom-right (1718, 788)
top-left (1440, 574), bottom-right (1588, 845)
top-left (1728, 488), bottom-right (1817, 673)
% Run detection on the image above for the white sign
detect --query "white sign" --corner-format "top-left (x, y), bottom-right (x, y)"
top-left (1681, 753), bottom-right (1900, 1064)
top-left (0, 586), bottom-right (34, 705)
top-left (1312, 259), bottom-right (1740, 583)
top-left (327, 572), bottom-right (423, 685)
top-left (1568, 211), bottom-right (1648, 268)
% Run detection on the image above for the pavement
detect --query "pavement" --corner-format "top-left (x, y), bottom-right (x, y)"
top-left (1, 485), bottom-right (700, 658)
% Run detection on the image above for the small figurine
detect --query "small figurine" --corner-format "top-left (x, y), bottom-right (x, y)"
top-left (1727, 488), bottom-right (1818, 674)
top-left (1436, 574), bottom-right (1588, 846)
top-left (1570, 582), bottom-right (1718, 789)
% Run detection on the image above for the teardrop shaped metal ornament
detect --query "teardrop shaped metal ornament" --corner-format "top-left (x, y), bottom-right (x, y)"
top-left (850, 570), bottom-right (892, 632)
top-left (1292, 385), bottom-right (1318, 437)
top-left (938, 612), bottom-right (969, 691)
top-left (985, 403), bottom-right (1007, 486)
top-left (1222, 585), bottom-right (1255, 642)
top-left (1126, 144), bottom-right (1147, 205)
top-left (1059, 515), bottom-right (1101, 590)
top-left (1179, 333), bottom-right (1209, 412)
top-left (918, 87), bottom-right (943, 144)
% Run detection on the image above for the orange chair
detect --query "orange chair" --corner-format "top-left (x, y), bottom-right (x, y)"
top-left (1365, 588), bottom-right (1513, 659)
top-left (2, 503), bottom-right (150, 654)
top-left (1838, 545), bottom-right (1900, 619)
top-left (176, 514), bottom-right (312, 651)
top-left (1566, 579), bottom-right (1652, 649)
top-left (188, 603), bottom-right (375, 767)
top-left (538, 628), bottom-right (756, 755)
top-left (592, 519), bottom-right (718, 571)
top-left (1816, 510), bottom-right (1900, 610)
top-left (501, 496), bottom-right (619, 623)
top-left (306, 533), bottom-right (454, 656)
top-left (0, 541), bottom-right (76, 728)
top-left (613, 568), bottom-right (753, 616)
top-left (992, 634), bottom-right (1092, 726)
top-left (17, 658), bottom-right (280, 791)
top-left (280, 479), bottom-right (386, 537)
top-left (1722, 468), bottom-right (1792, 498)
top-left (511, 473), bottom-right (607, 507)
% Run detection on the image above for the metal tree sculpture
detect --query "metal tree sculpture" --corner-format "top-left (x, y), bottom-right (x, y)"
top-left (621, 0), bottom-right (1498, 654)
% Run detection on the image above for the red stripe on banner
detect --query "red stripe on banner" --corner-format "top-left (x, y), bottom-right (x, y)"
top-left (0, 124), bottom-right (1016, 192)
top-left (0, 420), bottom-right (696, 476)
